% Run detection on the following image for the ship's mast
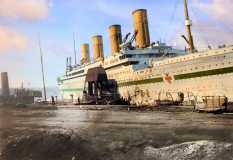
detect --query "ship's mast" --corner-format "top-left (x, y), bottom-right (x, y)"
top-left (73, 32), bottom-right (77, 65)
top-left (38, 35), bottom-right (47, 102)
top-left (184, 0), bottom-right (195, 52)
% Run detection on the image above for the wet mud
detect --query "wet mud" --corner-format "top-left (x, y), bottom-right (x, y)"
top-left (0, 106), bottom-right (233, 160)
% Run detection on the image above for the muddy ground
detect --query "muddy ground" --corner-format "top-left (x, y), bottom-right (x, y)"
top-left (0, 105), bottom-right (233, 160)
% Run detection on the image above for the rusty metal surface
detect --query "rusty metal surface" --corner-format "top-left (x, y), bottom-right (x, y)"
top-left (85, 67), bottom-right (107, 82)
top-left (92, 35), bottom-right (104, 62)
top-left (109, 25), bottom-right (122, 55)
top-left (81, 43), bottom-right (90, 64)
top-left (132, 9), bottom-right (150, 48)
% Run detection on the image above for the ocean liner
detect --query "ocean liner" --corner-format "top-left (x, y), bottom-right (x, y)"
top-left (58, 0), bottom-right (233, 105)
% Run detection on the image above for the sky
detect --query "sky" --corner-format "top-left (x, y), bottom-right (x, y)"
top-left (0, 0), bottom-right (233, 88)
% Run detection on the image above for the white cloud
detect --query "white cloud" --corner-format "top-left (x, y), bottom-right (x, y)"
top-left (0, 26), bottom-right (29, 52)
top-left (170, 0), bottom-right (233, 50)
top-left (193, 0), bottom-right (233, 26)
top-left (0, 0), bottom-right (50, 21)
top-left (0, 0), bottom-right (51, 52)
top-left (170, 21), bottom-right (233, 50)
top-left (193, 22), bottom-right (233, 47)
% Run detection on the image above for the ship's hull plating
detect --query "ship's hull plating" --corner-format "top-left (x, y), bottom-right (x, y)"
top-left (59, 47), bottom-right (233, 105)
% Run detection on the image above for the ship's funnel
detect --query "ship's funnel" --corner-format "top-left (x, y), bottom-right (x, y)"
top-left (1, 72), bottom-right (10, 97)
top-left (132, 9), bottom-right (150, 48)
top-left (109, 25), bottom-right (122, 55)
top-left (81, 43), bottom-right (90, 64)
top-left (92, 35), bottom-right (104, 62)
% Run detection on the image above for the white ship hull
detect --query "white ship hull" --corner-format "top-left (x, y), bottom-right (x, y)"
top-left (118, 73), bottom-right (233, 105)
top-left (59, 45), bottom-right (233, 105)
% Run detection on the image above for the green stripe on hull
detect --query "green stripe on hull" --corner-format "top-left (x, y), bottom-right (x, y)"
top-left (118, 66), bottom-right (233, 87)
top-left (62, 88), bottom-right (83, 92)
top-left (175, 66), bottom-right (233, 80)
top-left (118, 77), bottom-right (163, 87)
top-left (61, 66), bottom-right (233, 89)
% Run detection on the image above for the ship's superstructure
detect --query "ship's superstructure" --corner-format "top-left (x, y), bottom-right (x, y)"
top-left (58, 1), bottom-right (233, 105)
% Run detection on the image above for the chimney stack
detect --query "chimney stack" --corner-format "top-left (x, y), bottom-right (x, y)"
top-left (92, 35), bottom-right (104, 62)
top-left (132, 9), bottom-right (150, 48)
top-left (109, 25), bottom-right (122, 55)
top-left (81, 43), bottom-right (90, 64)
top-left (1, 72), bottom-right (10, 97)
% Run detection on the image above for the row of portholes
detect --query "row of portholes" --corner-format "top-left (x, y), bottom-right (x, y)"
top-left (110, 71), bottom-right (153, 82)
top-left (110, 59), bottom-right (233, 81)
top-left (154, 49), bottom-right (233, 67)
top-left (183, 86), bottom-right (218, 91)
top-left (175, 61), bottom-right (232, 74)
top-left (152, 60), bottom-right (232, 76)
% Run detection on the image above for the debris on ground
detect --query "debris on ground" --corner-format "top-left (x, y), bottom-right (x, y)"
top-left (144, 140), bottom-right (233, 160)
top-left (1, 131), bottom-right (100, 160)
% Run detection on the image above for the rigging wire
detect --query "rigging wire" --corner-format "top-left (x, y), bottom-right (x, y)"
top-left (190, 1), bottom-right (233, 48)
top-left (164, 0), bottom-right (178, 42)
top-left (189, 2), bottom-right (210, 49)
top-left (222, 23), bottom-right (233, 35)
top-left (207, 15), bottom-right (233, 36)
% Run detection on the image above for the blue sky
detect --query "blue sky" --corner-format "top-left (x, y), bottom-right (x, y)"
top-left (0, 0), bottom-right (233, 88)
